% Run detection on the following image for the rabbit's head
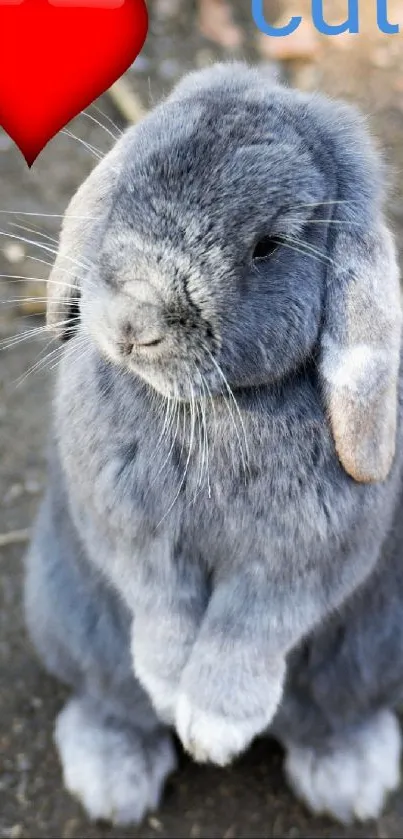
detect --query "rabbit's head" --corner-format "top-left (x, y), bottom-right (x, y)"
top-left (48, 63), bottom-right (401, 484)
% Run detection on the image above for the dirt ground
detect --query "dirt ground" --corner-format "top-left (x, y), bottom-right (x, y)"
top-left (2, 2), bottom-right (403, 837)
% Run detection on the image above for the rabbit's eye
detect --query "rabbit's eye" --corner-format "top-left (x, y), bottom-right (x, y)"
top-left (252, 236), bottom-right (279, 261)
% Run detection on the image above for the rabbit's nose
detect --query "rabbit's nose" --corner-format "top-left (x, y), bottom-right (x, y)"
top-left (119, 306), bottom-right (165, 354)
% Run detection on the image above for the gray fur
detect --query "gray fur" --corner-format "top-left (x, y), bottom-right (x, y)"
top-left (26, 63), bottom-right (403, 824)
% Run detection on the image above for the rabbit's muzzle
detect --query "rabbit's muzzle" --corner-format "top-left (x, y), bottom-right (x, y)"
top-left (118, 305), bottom-right (166, 356)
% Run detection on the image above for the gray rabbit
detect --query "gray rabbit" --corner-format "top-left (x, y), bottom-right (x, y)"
top-left (25, 63), bottom-right (403, 826)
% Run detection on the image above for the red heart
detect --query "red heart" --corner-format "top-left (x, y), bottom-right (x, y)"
top-left (0, 0), bottom-right (148, 165)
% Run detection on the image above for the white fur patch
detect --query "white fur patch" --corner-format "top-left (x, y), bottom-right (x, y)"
top-left (176, 693), bottom-right (271, 767)
top-left (321, 340), bottom-right (389, 393)
top-left (54, 698), bottom-right (176, 826)
top-left (285, 710), bottom-right (401, 824)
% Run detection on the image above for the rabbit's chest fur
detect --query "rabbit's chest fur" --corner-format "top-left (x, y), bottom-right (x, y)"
top-left (55, 340), bottom-right (391, 598)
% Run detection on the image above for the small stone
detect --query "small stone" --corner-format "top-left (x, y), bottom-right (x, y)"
top-left (3, 483), bottom-right (23, 504)
top-left (10, 826), bottom-right (23, 839)
top-left (3, 243), bottom-right (25, 264)
top-left (148, 816), bottom-right (163, 831)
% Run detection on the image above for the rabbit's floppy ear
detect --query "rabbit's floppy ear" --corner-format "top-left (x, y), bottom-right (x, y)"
top-left (320, 221), bottom-right (401, 483)
top-left (47, 136), bottom-right (127, 340)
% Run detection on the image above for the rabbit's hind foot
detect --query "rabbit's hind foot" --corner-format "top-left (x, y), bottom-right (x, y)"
top-left (284, 709), bottom-right (401, 824)
top-left (54, 697), bottom-right (177, 826)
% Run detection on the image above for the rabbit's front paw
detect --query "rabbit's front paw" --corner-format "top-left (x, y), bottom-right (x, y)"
top-left (176, 654), bottom-right (286, 765)
top-left (176, 693), bottom-right (272, 765)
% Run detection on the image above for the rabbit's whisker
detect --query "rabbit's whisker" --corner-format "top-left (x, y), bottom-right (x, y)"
top-left (13, 328), bottom-right (88, 387)
top-left (21, 311), bottom-right (78, 323)
top-left (201, 373), bottom-right (215, 500)
top-left (9, 222), bottom-right (60, 246)
top-left (0, 229), bottom-right (63, 259)
top-left (91, 104), bottom-right (124, 138)
top-left (198, 381), bottom-right (207, 493)
top-left (26, 256), bottom-right (96, 291)
top-left (0, 274), bottom-right (48, 282)
top-left (15, 339), bottom-right (67, 386)
top-left (200, 378), bottom-right (212, 498)
top-left (0, 229), bottom-right (94, 280)
top-left (207, 351), bottom-right (249, 478)
top-left (0, 323), bottom-right (60, 350)
top-left (0, 211), bottom-right (101, 219)
top-left (1, 297), bottom-right (48, 307)
top-left (155, 394), bottom-right (195, 530)
top-left (25, 255), bottom-right (88, 285)
top-left (48, 334), bottom-right (90, 373)
top-left (82, 110), bottom-right (120, 142)
top-left (62, 130), bottom-right (104, 161)
top-left (184, 383), bottom-right (206, 507)
top-left (289, 235), bottom-right (336, 265)
top-left (287, 217), bottom-right (361, 227)
top-left (156, 391), bottom-right (178, 458)
top-left (279, 237), bottom-right (333, 267)
top-left (195, 394), bottom-right (206, 493)
top-left (223, 388), bottom-right (245, 478)
top-left (1, 324), bottom-right (78, 353)
top-left (154, 392), bottom-right (173, 450)
top-left (144, 396), bottom-right (181, 500)
top-left (14, 343), bottom-right (60, 387)
top-left (0, 296), bottom-right (80, 306)
top-left (189, 386), bottom-right (199, 491)
top-left (288, 199), bottom-right (356, 210)
top-left (1, 273), bottom-right (81, 291)
top-left (31, 338), bottom-right (86, 387)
